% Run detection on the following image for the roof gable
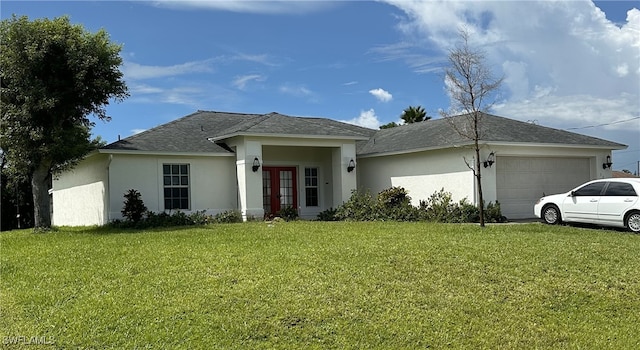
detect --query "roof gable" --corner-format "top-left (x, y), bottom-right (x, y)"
top-left (209, 112), bottom-right (375, 140)
top-left (102, 111), bottom-right (375, 153)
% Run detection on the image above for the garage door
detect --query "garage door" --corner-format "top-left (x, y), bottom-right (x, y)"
top-left (496, 157), bottom-right (591, 219)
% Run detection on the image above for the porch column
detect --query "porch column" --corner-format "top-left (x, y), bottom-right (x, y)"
top-left (332, 143), bottom-right (358, 208)
top-left (236, 140), bottom-right (264, 221)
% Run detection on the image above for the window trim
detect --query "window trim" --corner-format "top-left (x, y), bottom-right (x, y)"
top-left (162, 163), bottom-right (191, 210)
top-left (304, 167), bottom-right (319, 207)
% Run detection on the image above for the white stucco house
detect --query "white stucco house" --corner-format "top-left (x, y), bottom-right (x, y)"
top-left (52, 110), bottom-right (626, 225)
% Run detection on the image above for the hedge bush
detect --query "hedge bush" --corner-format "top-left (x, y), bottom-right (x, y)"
top-left (110, 210), bottom-right (216, 229)
top-left (317, 207), bottom-right (339, 221)
top-left (335, 189), bottom-right (381, 221)
top-left (418, 188), bottom-right (479, 223)
top-left (325, 187), bottom-right (504, 223)
top-left (111, 190), bottom-right (223, 228)
top-left (212, 210), bottom-right (243, 224)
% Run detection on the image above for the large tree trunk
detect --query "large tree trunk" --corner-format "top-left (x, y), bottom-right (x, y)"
top-left (31, 160), bottom-right (52, 229)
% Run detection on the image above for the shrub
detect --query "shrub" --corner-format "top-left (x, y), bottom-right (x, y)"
top-left (334, 187), bottom-right (419, 221)
top-left (378, 186), bottom-right (411, 208)
top-left (110, 208), bottom-right (216, 229)
top-left (317, 207), bottom-right (338, 221)
top-left (459, 200), bottom-right (480, 223)
top-left (277, 206), bottom-right (299, 222)
top-left (121, 189), bottom-right (147, 223)
top-left (213, 210), bottom-right (243, 223)
top-left (384, 204), bottom-right (421, 221)
top-left (189, 210), bottom-right (212, 225)
top-left (143, 211), bottom-right (171, 228)
top-left (107, 219), bottom-right (126, 229)
top-left (484, 201), bottom-right (507, 223)
top-left (418, 189), bottom-right (484, 223)
top-left (321, 187), bottom-right (505, 224)
top-left (335, 189), bottom-right (382, 221)
top-left (167, 210), bottom-right (191, 226)
top-left (419, 188), bottom-right (457, 222)
top-left (378, 187), bottom-right (419, 221)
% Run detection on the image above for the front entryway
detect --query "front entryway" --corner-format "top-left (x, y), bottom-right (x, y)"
top-left (262, 167), bottom-right (297, 216)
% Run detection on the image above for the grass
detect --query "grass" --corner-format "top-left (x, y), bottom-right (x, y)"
top-left (1, 221), bottom-right (640, 349)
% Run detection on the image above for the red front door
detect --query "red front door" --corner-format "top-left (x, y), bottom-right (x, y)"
top-left (262, 167), bottom-right (297, 217)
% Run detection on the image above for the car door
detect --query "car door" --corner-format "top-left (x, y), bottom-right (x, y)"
top-left (562, 182), bottom-right (606, 222)
top-left (597, 182), bottom-right (639, 225)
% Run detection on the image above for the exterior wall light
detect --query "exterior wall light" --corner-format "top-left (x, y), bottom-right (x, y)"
top-left (483, 152), bottom-right (495, 168)
top-left (347, 159), bottom-right (356, 172)
top-left (602, 155), bottom-right (612, 169)
top-left (252, 157), bottom-right (261, 172)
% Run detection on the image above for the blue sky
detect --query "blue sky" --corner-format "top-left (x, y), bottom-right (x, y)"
top-left (2, 0), bottom-right (639, 172)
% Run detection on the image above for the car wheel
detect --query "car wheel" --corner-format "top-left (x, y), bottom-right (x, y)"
top-left (542, 205), bottom-right (561, 225)
top-left (625, 211), bottom-right (640, 233)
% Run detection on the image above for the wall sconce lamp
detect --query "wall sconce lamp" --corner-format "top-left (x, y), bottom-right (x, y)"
top-left (483, 152), bottom-right (495, 168)
top-left (347, 159), bottom-right (356, 172)
top-left (252, 157), bottom-right (261, 172)
top-left (602, 155), bottom-right (612, 169)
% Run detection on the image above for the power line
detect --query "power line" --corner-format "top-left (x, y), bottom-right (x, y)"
top-left (614, 148), bottom-right (640, 155)
top-left (565, 116), bottom-right (640, 130)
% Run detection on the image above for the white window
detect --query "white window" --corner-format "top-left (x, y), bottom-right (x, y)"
top-left (305, 167), bottom-right (319, 207)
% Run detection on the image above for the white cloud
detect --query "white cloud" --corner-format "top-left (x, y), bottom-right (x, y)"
top-left (616, 63), bottom-right (629, 77)
top-left (231, 53), bottom-right (280, 67)
top-left (493, 92), bottom-right (639, 132)
top-left (232, 74), bottom-right (265, 90)
top-left (127, 81), bottom-right (241, 109)
top-left (131, 129), bottom-right (147, 135)
top-left (381, 0), bottom-right (640, 131)
top-left (340, 109), bottom-right (381, 129)
top-left (279, 84), bottom-right (312, 97)
top-left (369, 88), bottom-right (393, 102)
top-left (152, 0), bottom-right (339, 14)
top-left (129, 83), bottom-right (164, 95)
top-left (122, 59), bottom-right (214, 80)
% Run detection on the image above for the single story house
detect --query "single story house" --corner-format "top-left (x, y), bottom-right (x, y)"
top-left (52, 110), bottom-right (626, 225)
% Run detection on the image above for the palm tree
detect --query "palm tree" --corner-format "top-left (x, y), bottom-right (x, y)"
top-left (401, 106), bottom-right (430, 124)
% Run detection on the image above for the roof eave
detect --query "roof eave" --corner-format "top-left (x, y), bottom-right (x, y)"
top-left (97, 149), bottom-right (235, 157)
top-left (357, 140), bottom-right (627, 158)
top-left (208, 132), bottom-right (371, 142)
top-left (357, 142), bottom-right (476, 158)
top-left (486, 141), bottom-right (628, 150)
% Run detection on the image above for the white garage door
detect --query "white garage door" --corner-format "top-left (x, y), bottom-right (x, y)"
top-left (496, 157), bottom-right (591, 219)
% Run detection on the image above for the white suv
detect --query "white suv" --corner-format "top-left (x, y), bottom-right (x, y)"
top-left (534, 178), bottom-right (640, 233)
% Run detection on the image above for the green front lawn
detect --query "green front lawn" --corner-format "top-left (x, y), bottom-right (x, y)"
top-left (1, 222), bottom-right (639, 349)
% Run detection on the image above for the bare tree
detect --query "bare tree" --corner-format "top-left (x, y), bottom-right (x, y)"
top-left (440, 29), bottom-right (503, 227)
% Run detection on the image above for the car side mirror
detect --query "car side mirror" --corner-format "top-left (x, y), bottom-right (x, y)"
top-left (570, 191), bottom-right (576, 197)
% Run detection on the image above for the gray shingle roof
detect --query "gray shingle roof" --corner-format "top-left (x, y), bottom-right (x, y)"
top-left (102, 111), bottom-right (376, 153)
top-left (208, 112), bottom-right (376, 140)
top-left (102, 110), bottom-right (625, 155)
top-left (357, 113), bottom-right (627, 156)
